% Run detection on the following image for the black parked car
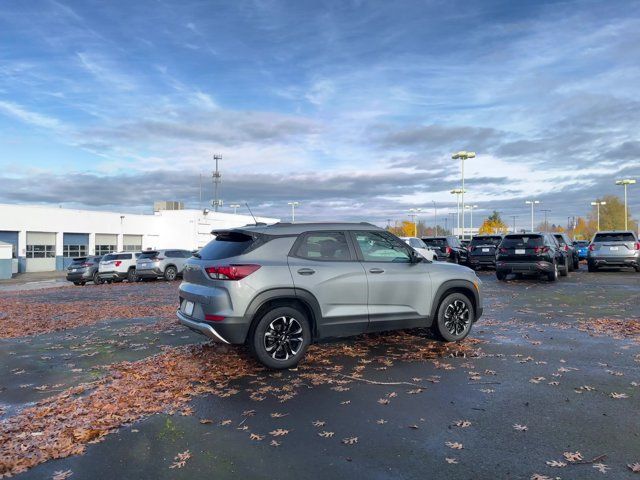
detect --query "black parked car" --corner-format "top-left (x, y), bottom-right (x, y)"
top-left (422, 236), bottom-right (468, 264)
top-left (66, 256), bottom-right (103, 286)
top-left (495, 233), bottom-right (569, 281)
top-left (553, 233), bottom-right (579, 271)
top-left (467, 235), bottom-right (503, 269)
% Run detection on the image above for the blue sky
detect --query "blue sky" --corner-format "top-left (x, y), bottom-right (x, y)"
top-left (0, 0), bottom-right (639, 226)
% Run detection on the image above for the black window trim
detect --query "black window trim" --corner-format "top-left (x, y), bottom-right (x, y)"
top-left (288, 230), bottom-right (357, 262)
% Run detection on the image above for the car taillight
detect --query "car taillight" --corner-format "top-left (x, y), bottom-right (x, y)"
top-left (499, 247), bottom-right (507, 253)
top-left (152, 257), bottom-right (164, 262)
top-left (468, 246), bottom-right (475, 252)
top-left (446, 246), bottom-right (452, 254)
top-left (588, 244), bottom-right (596, 251)
top-left (635, 242), bottom-right (640, 251)
top-left (81, 263), bottom-right (92, 267)
top-left (564, 245), bottom-right (569, 251)
top-left (115, 261), bottom-right (122, 267)
top-left (205, 264), bottom-right (261, 280)
top-left (534, 246), bottom-right (549, 254)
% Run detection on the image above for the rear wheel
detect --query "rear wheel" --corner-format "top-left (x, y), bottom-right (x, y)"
top-left (431, 293), bottom-right (474, 342)
top-left (588, 262), bottom-right (598, 273)
top-left (634, 266), bottom-right (640, 273)
top-left (560, 258), bottom-right (569, 277)
top-left (127, 268), bottom-right (137, 282)
top-left (73, 281), bottom-right (85, 286)
top-left (573, 257), bottom-right (580, 270)
top-left (496, 271), bottom-right (507, 281)
top-left (164, 266), bottom-right (178, 281)
top-left (249, 306), bottom-right (311, 369)
top-left (547, 262), bottom-right (558, 282)
top-left (93, 272), bottom-right (103, 285)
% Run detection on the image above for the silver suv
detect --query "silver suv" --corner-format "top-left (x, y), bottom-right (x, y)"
top-left (587, 230), bottom-right (640, 272)
top-left (136, 249), bottom-right (192, 281)
top-left (177, 222), bottom-right (483, 369)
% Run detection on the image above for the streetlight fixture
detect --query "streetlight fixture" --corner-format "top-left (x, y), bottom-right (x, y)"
top-left (431, 201), bottom-right (438, 236)
top-left (464, 204), bottom-right (478, 239)
top-left (525, 200), bottom-right (540, 232)
top-left (408, 208), bottom-right (422, 237)
top-left (615, 179), bottom-right (636, 230)
top-left (229, 203), bottom-right (241, 215)
top-left (452, 151), bottom-right (476, 239)
top-left (450, 188), bottom-right (465, 236)
top-left (590, 200), bottom-right (607, 231)
top-left (287, 201), bottom-right (300, 223)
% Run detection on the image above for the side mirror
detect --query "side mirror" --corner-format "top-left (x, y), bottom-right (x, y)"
top-left (410, 250), bottom-right (423, 263)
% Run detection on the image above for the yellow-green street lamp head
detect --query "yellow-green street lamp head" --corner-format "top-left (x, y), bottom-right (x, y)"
top-left (450, 188), bottom-right (465, 194)
top-left (452, 151), bottom-right (476, 160)
top-left (616, 179), bottom-right (636, 185)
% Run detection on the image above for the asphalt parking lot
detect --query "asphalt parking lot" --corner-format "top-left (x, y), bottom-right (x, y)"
top-left (1, 266), bottom-right (639, 479)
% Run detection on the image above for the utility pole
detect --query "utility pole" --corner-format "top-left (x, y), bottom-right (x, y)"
top-left (615, 179), bottom-right (636, 230)
top-left (288, 202), bottom-right (300, 223)
top-left (444, 216), bottom-right (448, 233)
top-left (432, 201), bottom-right (438, 236)
top-left (541, 209), bottom-right (551, 232)
top-left (212, 154), bottom-right (222, 212)
top-left (511, 215), bottom-right (518, 233)
top-left (525, 200), bottom-right (540, 232)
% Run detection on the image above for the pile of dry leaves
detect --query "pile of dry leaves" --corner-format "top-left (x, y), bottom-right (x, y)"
top-left (578, 318), bottom-right (640, 341)
top-left (0, 331), bottom-right (479, 477)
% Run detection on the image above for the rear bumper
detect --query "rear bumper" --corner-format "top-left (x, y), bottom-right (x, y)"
top-left (468, 256), bottom-right (496, 266)
top-left (66, 270), bottom-right (92, 281)
top-left (496, 261), bottom-right (554, 274)
top-left (98, 271), bottom-right (128, 280)
top-left (177, 310), bottom-right (230, 344)
top-left (588, 256), bottom-right (639, 267)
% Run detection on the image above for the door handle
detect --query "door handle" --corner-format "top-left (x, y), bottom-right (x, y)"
top-left (369, 268), bottom-right (385, 274)
top-left (297, 268), bottom-right (316, 275)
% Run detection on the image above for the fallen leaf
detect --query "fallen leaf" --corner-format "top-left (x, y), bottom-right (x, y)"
top-left (199, 419), bottom-right (213, 424)
top-left (628, 462), bottom-right (640, 473)
top-left (545, 460), bottom-right (567, 468)
top-left (269, 429), bottom-right (289, 437)
top-left (312, 420), bottom-right (326, 427)
top-left (445, 458), bottom-right (458, 464)
top-left (445, 442), bottom-right (463, 450)
top-left (52, 470), bottom-right (73, 480)
top-left (593, 463), bottom-right (609, 473)
top-left (249, 433), bottom-right (264, 441)
top-left (563, 451), bottom-right (583, 462)
top-left (342, 437), bottom-right (358, 445)
top-left (169, 450), bottom-right (191, 469)
top-left (318, 431), bottom-right (334, 438)
top-left (513, 424), bottom-right (528, 431)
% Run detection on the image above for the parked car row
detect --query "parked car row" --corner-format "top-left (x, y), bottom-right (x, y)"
top-left (66, 249), bottom-right (193, 285)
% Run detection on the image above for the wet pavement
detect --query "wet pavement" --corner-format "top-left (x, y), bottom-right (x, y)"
top-left (2, 266), bottom-right (639, 479)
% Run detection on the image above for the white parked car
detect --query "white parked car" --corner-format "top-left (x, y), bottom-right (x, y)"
top-left (98, 251), bottom-right (142, 282)
top-left (400, 237), bottom-right (437, 261)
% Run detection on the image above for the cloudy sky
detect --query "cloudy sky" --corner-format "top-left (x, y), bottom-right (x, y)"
top-left (0, 0), bottom-right (639, 228)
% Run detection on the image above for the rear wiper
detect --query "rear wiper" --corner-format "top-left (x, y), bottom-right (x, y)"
top-left (192, 251), bottom-right (201, 258)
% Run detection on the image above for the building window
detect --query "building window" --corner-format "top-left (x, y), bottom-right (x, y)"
top-left (26, 245), bottom-right (55, 258)
top-left (95, 244), bottom-right (116, 256)
top-left (63, 244), bottom-right (88, 258)
top-left (123, 245), bottom-right (141, 252)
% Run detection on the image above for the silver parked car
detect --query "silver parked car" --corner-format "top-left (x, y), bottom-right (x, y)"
top-left (136, 249), bottom-right (192, 281)
top-left (177, 222), bottom-right (483, 369)
top-left (587, 230), bottom-right (640, 272)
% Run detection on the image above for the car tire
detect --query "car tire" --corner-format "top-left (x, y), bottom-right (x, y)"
top-left (560, 258), bottom-right (569, 277)
top-left (249, 306), bottom-right (311, 370)
top-left (588, 262), bottom-right (598, 273)
top-left (430, 292), bottom-right (474, 342)
top-left (634, 266), bottom-right (640, 273)
top-left (93, 272), bottom-right (103, 285)
top-left (547, 262), bottom-right (558, 282)
top-left (127, 268), bottom-right (137, 283)
top-left (73, 281), bottom-right (84, 286)
top-left (573, 258), bottom-right (580, 270)
top-left (164, 266), bottom-right (178, 281)
top-left (496, 271), bottom-right (507, 281)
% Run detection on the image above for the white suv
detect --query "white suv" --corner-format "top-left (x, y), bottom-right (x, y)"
top-left (400, 237), bottom-right (437, 261)
top-left (98, 252), bottom-right (141, 282)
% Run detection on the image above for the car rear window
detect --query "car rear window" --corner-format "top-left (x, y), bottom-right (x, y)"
top-left (71, 257), bottom-right (87, 263)
top-left (423, 238), bottom-right (446, 247)
top-left (199, 231), bottom-right (259, 260)
top-left (593, 232), bottom-right (636, 242)
top-left (501, 235), bottom-right (544, 248)
top-left (470, 236), bottom-right (502, 246)
top-left (553, 234), bottom-right (567, 245)
top-left (139, 251), bottom-right (159, 259)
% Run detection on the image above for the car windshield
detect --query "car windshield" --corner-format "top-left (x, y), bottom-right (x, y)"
top-left (593, 232), bottom-right (636, 242)
top-left (501, 235), bottom-right (544, 248)
top-left (470, 236), bottom-right (502, 246)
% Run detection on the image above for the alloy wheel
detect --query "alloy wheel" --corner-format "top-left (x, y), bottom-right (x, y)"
top-left (263, 316), bottom-right (304, 361)
top-left (443, 299), bottom-right (471, 336)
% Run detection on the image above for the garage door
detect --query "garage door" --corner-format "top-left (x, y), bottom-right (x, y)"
top-left (63, 233), bottom-right (89, 268)
top-left (123, 235), bottom-right (142, 252)
top-left (26, 232), bottom-right (56, 272)
top-left (95, 234), bottom-right (117, 256)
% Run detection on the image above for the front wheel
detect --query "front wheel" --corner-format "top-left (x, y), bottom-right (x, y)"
top-left (249, 306), bottom-right (311, 369)
top-left (431, 293), bottom-right (474, 342)
top-left (127, 268), bottom-right (137, 282)
top-left (560, 258), bottom-right (569, 277)
top-left (93, 272), bottom-right (103, 285)
top-left (164, 266), bottom-right (177, 281)
top-left (547, 262), bottom-right (558, 282)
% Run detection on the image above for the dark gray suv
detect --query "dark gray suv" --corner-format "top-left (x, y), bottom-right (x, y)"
top-left (177, 222), bottom-right (483, 369)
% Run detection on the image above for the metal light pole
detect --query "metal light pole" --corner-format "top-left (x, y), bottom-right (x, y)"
top-left (432, 201), bottom-right (438, 236)
top-left (288, 201), bottom-right (300, 223)
top-left (409, 208), bottom-right (422, 237)
top-left (591, 200), bottom-right (606, 231)
top-left (525, 200), bottom-right (540, 232)
top-left (615, 179), bottom-right (636, 230)
top-left (229, 203), bottom-right (241, 215)
top-left (444, 216), bottom-right (448, 233)
top-left (511, 215), bottom-right (518, 233)
top-left (465, 204), bottom-right (478, 239)
top-left (452, 151), bottom-right (476, 240)
top-left (450, 188), bottom-right (464, 237)
top-left (212, 154), bottom-right (222, 212)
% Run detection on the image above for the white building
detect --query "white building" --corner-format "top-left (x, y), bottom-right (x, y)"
top-left (0, 203), bottom-right (278, 274)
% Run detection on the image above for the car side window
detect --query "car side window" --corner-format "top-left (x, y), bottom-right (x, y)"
top-left (166, 250), bottom-right (178, 258)
top-left (354, 231), bottom-right (411, 263)
top-left (294, 232), bottom-right (352, 261)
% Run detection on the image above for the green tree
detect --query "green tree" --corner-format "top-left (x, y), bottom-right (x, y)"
top-left (587, 195), bottom-right (638, 232)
